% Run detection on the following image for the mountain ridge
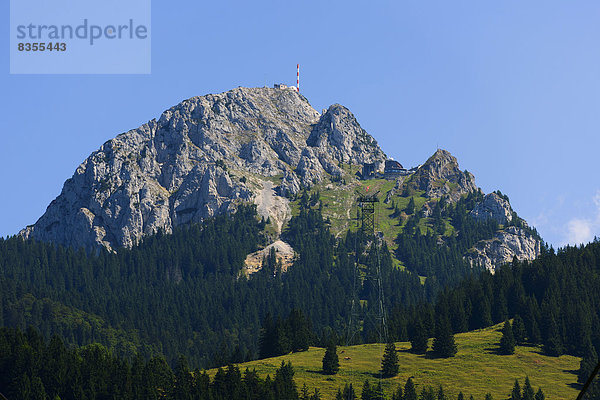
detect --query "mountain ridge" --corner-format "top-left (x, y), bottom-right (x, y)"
top-left (19, 86), bottom-right (541, 271)
top-left (20, 87), bottom-right (385, 252)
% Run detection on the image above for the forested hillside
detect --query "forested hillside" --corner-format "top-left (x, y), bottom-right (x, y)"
top-left (388, 238), bottom-right (600, 361)
top-left (0, 198), bottom-right (426, 368)
top-left (2, 189), bottom-right (600, 398)
top-left (3, 190), bottom-right (599, 368)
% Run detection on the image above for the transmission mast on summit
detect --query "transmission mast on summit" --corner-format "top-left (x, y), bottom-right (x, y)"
top-left (296, 63), bottom-right (300, 92)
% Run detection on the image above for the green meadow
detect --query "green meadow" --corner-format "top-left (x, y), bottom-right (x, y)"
top-left (209, 323), bottom-right (581, 400)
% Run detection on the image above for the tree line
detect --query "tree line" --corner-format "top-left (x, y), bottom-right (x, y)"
top-left (0, 325), bottom-right (551, 400)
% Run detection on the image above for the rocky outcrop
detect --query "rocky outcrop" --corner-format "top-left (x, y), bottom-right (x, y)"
top-left (406, 149), bottom-right (476, 201)
top-left (466, 226), bottom-right (541, 273)
top-left (470, 193), bottom-right (513, 225)
top-left (244, 240), bottom-right (295, 275)
top-left (254, 180), bottom-right (291, 235)
top-left (307, 104), bottom-right (386, 167)
top-left (19, 87), bottom-right (386, 252)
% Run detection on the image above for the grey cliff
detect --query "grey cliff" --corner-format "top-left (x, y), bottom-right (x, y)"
top-left (19, 87), bottom-right (386, 252)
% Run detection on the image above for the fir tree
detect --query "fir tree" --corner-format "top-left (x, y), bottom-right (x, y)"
top-left (437, 385), bottom-right (446, 400)
top-left (499, 319), bottom-right (516, 355)
top-left (512, 315), bottom-right (526, 345)
top-left (381, 342), bottom-right (399, 377)
top-left (310, 388), bottom-right (321, 400)
top-left (510, 379), bottom-right (522, 400)
top-left (456, 392), bottom-right (465, 400)
top-left (484, 394), bottom-right (493, 400)
top-left (432, 318), bottom-right (457, 358)
top-left (578, 341), bottom-right (598, 384)
top-left (371, 382), bottom-right (384, 400)
top-left (173, 355), bottom-right (193, 400)
top-left (534, 388), bottom-right (545, 400)
top-left (288, 309), bottom-right (312, 352)
top-left (273, 361), bottom-right (298, 400)
top-left (361, 380), bottom-right (373, 400)
top-left (30, 376), bottom-right (47, 400)
top-left (543, 316), bottom-right (563, 356)
top-left (404, 377), bottom-right (418, 400)
top-left (391, 384), bottom-right (403, 400)
top-left (406, 197), bottom-right (416, 215)
top-left (522, 377), bottom-right (534, 400)
top-left (342, 383), bottom-right (357, 400)
top-left (410, 318), bottom-right (428, 354)
top-left (322, 342), bottom-right (339, 375)
top-left (420, 386), bottom-right (436, 400)
top-left (302, 383), bottom-right (310, 400)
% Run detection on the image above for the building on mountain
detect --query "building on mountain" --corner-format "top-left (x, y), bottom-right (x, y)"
top-left (273, 83), bottom-right (296, 90)
top-left (384, 159), bottom-right (409, 179)
top-left (362, 162), bottom-right (376, 179)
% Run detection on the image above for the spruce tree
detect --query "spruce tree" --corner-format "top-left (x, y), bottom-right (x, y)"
top-left (371, 382), bottom-right (384, 400)
top-left (406, 197), bottom-right (416, 215)
top-left (361, 380), bottom-right (373, 400)
top-left (522, 377), bottom-right (534, 400)
top-left (543, 316), bottom-right (563, 356)
top-left (534, 388), bottom-right (545, 400)
top-left (500, 319), bottom-right (516, 355)
top-left (437, 385), bottom-right (446, 400)
top-left (411, 318), bottom-right (428, 354)
top-left (512, 315), bottom-right (526, 345)
top-left (510, 379), bottom-right (522, 400)
top-left (432, 318), bottom-right (457, 358)
top-left (342, 383), bottom-right (357, 400)
top-left (404, 377), bottom-right (418, 400)
top-left (322, 342), bottom-right (339, 375)
top-left (420, 386), bottom-right (435, 400)
top-left (259, 313), bottom-right (276, 358)
top-left (173, 355), bottom-right (193, 400)
top-left (288, 309), bottom-right (311, 352)
top-left (484, 394), bottom-right (493, 400)
top-left (30, 377), bottom-right (47, 400)
top-left (391, 384), bottom-right (403, 400)
top-left (578, 341), bottom-right (598, 384)
top-left (456, 392), bottom-right (465, 400)
top-left (302, 383), bottom-right (310, 400)
top-left (273, 361), bottom-right (298, 400)
top-left (381, 342), bottom-right (399, 377)
top-left (310, 388), bottom-right (321, 400)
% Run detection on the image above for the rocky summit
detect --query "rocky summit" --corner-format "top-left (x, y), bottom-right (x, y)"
top-left (19, 86), bottom-right (541, 272)
top-left (19, 87), bottom-right (385, 252)
top-left (407, 149), bottom-right (477, 201)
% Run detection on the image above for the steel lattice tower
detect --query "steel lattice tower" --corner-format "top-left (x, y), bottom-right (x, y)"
top-left (356, 190), bottom-right (379, 235)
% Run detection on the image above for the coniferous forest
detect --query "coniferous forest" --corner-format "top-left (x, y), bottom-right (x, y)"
top-left (1, 191), bottom-right (600, 398)
top-left (0, 326), bottom-right (553, 400)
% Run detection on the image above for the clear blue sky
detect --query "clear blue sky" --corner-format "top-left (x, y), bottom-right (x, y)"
top-left (1, 1), bottom-right (599, 247)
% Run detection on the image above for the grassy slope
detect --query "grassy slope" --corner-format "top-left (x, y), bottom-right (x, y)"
top-left (209, 323), bottom-right (580, 400)
top-left (287, 168), bottom-right (433, 252)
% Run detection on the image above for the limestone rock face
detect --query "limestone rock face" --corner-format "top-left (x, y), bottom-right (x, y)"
top-left (466, 226), bottom-right (541, 273)
top-left (19, 87), bottom-right (386, 252)
top-left (408, 149), bottom-right (476, 201)
top-left (307, 104), bottom-right (386, 167)
top-left (470, 193), bottom-right (513, 225)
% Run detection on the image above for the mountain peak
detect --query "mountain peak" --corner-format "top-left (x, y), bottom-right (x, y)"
top-left (406, 148), bottom-right (477, 200)
top-left (19, 87), bottom-right (385, 252)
